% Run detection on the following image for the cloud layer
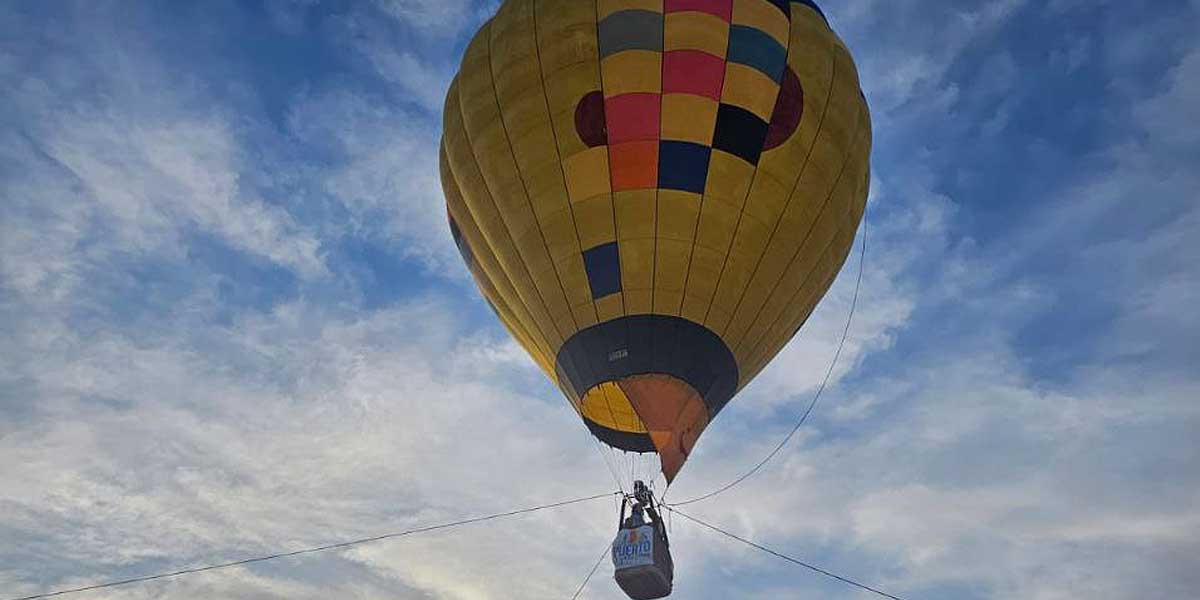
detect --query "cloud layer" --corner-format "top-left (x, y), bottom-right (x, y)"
top-left (2, 1), bottom-right (1198, 599)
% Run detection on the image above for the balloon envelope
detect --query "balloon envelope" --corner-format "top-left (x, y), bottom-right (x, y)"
top-left (441, 0), bottom-right (870, 482)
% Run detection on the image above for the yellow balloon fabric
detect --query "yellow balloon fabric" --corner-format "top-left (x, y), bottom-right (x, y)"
top-left (441, 0), bottom-right (870, 482)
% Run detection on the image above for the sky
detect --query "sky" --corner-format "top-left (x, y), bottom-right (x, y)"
top-left (1, 0), bottom-right (1198, 598)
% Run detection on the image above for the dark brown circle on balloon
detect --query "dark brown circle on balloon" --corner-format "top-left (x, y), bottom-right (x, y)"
top-left (574, 90), bottom-right (608, 147)
top-left (763, 67), bottom-right (804, 151)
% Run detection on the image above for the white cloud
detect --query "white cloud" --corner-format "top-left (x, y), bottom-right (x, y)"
top-left (264, 0), bottom-right (319, 35)
top-left (51, 116), bottom-right (324, 275)
top-left (3, 2), bottom-right (1200, 599)
top-left (286, 88), bottom-right (464, 273)
top-left (0, 297), bottom-right (623, 599)
top-left (358, 43), bottom-right (455, 114)
top-left (0, 8), bottom-right (326, 306)
top-left (845, 0), bottom-right (1029, 113)
top-left (372, 0), bottom-right (495, 36)
top-left (1135, 46), bottom-right (1200, 149)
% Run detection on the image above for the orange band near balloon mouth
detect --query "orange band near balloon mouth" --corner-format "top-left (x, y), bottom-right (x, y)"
top-left (555, 314), bottom-right (738, 481)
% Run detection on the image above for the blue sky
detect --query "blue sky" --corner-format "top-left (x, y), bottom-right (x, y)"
top-left (2, 1), bottom-right (1198, 598)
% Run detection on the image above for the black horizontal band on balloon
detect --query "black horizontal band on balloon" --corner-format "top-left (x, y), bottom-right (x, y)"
top-left (555, 314), bottom-right (739, 452)
top-left (584, 418), bottom-right (658, 453)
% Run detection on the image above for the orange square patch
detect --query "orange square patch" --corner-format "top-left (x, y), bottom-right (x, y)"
top-left (609, 140), bottom-right (659, 191)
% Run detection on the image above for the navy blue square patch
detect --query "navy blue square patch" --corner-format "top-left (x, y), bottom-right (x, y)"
top-left (583, 242), bottom-right (622, 299)
top-left (658, 141), bottom-right (712, 194)
top-left (713, 103), bottom-right (769, 166)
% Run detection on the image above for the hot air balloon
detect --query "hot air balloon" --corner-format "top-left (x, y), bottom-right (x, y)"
top-left (440, 0), bottom-right (869, 489)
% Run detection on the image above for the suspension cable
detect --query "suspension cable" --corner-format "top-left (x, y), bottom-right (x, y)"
top-left (569, 541), bottom-right (611, 600)
top-left (666, 219), bottom-right (868, 507)
top-left (664, 505), bottom-right (908, 600)
top-left (596, 438), bottom-right (629, 495)
top-left (6, 492), bottom-right (620, 600)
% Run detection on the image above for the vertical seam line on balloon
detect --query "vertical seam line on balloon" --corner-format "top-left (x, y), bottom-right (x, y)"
top-left (736, 107), bottom-right (869, 373)
top-left (742, 209), bottom-right (862, 380)
top-left (446, 154), bottom-right (529, 349)
top-left (727, 52), bottom-right (864, 357)
top-left (671, 0), bottom-right (735, 426)
top-left (459, 25), bottom-right (560, 354)
top-left (650, 0), bottom-right (692, 461)
top-left (593, 0), bottom-right (642, 445)
top-left (722, 20), bottom-right (844, 351)
top-left (698, 6), bottom-right (794, 328)
top-left (747, 138), bottom-right (869, 370)
top-left (449, 25), bottom-right (628, 488)
top-left (485, 10), bottom-right (582, 343)
top-left (593, 1), bottom-right (625, 321)
top-left (734, 134), bottom-right (868, 372)
top-left (444, 144), bottom-right (544, 362)
top-left (531, 0), bottom-right (601, 328)
top-left (448, 74), bottom-right (561, 358)
top-left (675, 0), bottom-right (735, 334)
top-left (739, 178), bottom-right (863, 373)
top-left (527, 0), bottom-right (640, 479)
top-left (653, 7), bottom-right (693, 455)
top-left (611, 0), bottom-right (663, 443)
top-left (736, 188), bottom-right (863, 365)
top-left (650, 76), bottom-right (697, 460)
top-left (621, 0), bottom-right (669, 441)
top-left (651, 2), bottom-right (664, 318)
top-left (597, 385), bottom-right (629, 453)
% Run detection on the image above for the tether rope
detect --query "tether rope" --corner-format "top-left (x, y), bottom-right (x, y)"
top-left (568, 542), bottom-right (611, 600)
top-left (664, 505), bottom-right (908, 600)
top-left (666, 218), bottom-right (868, 507)
top-left (6, 492), bottom-right (619, 600)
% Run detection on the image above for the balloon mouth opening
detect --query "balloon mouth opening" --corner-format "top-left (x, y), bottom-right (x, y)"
top-left (616, 374), bottom-right (709, 483)
top-left (577, 374), bottom-right (709, 483)
top-left (555, 314), bottom-right (739, 480)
